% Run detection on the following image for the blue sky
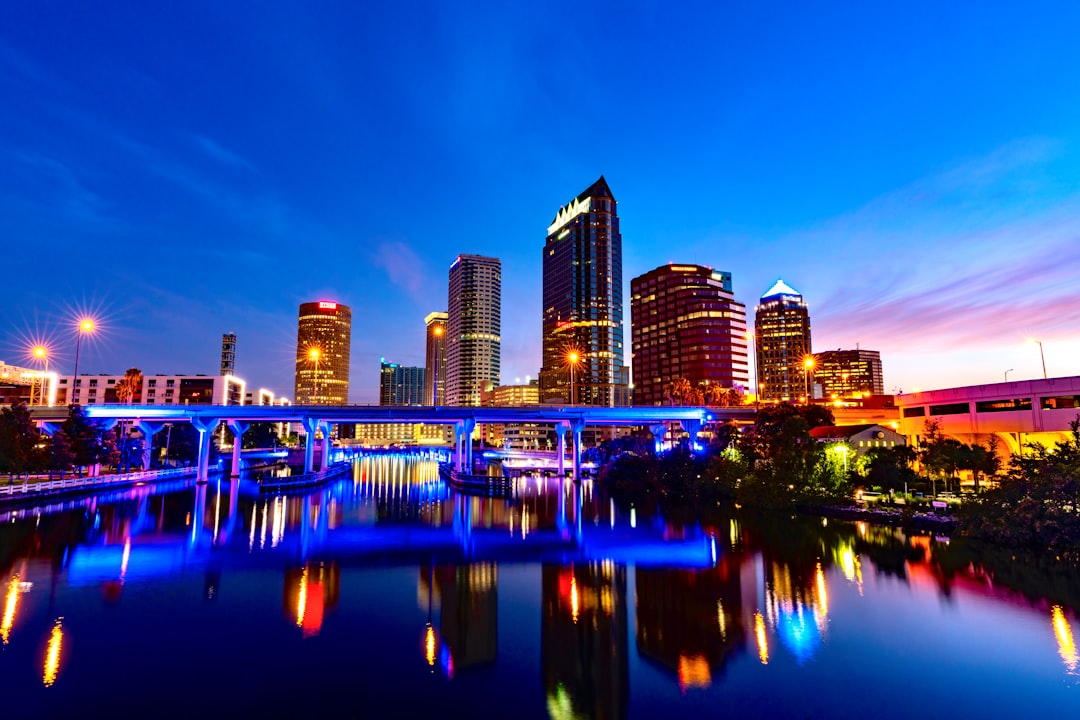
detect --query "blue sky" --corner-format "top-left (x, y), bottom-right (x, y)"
top-left (3, 1), bottom-right (1079, 401)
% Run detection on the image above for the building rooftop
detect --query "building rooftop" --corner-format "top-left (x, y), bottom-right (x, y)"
top-left (760, 278), bottom-right (802, 302)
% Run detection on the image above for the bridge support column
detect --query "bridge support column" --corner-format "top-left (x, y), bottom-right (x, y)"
top-left (301, 417), bottom-right (320, 474)
top-left (650, 423), bottom-right (668, 455)
top-left (190, 417), bottom-right (217, 484)
top-left (681, 419), bottom-right (704, 451)
top-left (319, 421), bottom-right (332, 472)
top-left (226, 420), bottom-right (249, 478)
top-left (136, 421), bottom-right (165, 471)
top-left (571, 420), bottom-right (585, 481)
top-left (557, 422), bottom-right (567, 476)
top-left (454, 422), bottom-right (465, 471)
top-left (463, 418), bottom-right (476, 474)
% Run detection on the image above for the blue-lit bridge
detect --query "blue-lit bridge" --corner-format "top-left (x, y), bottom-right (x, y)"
top-left (30, 404), bottom-right (756, 483)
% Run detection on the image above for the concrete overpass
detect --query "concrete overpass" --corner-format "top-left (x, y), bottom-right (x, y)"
top-left (895, 375), bottom-right (1080, 454)
top-left (30, 404), bottom-right (756, 483)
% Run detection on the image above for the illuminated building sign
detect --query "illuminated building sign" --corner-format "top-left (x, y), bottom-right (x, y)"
top-left (547, 197), bottom-right (591, 235)
top-left (318, 301), bottom-right (337, 310)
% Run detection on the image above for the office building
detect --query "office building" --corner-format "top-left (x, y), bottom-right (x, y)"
top-left (630, 263), bottom-right (749, 406)
top-left (813, 349), bottom-right (885, 398)
top-left (56, 373), bottom-right (245, 406)
top-left (538, 176), bottom-right (630, 407)
top-left (446, 255), bottom-right (501, 406)
top-left (295, 301), bottom-right (352, 405)
top-left (379, 361), bottom-right (426, 406)
top-left (220, 333), bottom-right (236, 376)
top-left (754, 280), bottom-right (812, 402)
top-left (424, 311), bottom-right (448, 405)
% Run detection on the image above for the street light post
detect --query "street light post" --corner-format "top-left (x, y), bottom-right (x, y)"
top-left (1032, 340), bottom-right (1047, 379)
top-left (308, 348), bottom-right (321, 404)
top-left (803, 356), bottom-right (815, 403)
top-left (71, 319), bottom-right (95, 405)
top-left (567, 350), bottom-right (580, 406)
top-left (1004, 368), bottom-right (1013, 383)
top-left (31, 345), bottom-right (49, 406)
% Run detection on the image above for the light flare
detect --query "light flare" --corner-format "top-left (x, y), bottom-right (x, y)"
top-left (755, 611), bottom-right (769, 664)
top-left (2, 575), bottom-right (19, 644)
top-left (43, 619), bottom-right (63, 687)
top-left (1052, 605), bottom-right (1078, 673)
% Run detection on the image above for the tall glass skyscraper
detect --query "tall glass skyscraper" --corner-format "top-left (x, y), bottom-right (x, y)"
top-left (379, 361), bottom-right (426, 405)
top-left (446, 255), bottom-right (501, 406)
top-left (754, 280), bottom-right (812, 402)
top-left (294, 301), bottom-right (351, 405)
top-left (424, 311), bottom-right (448, 405)
top-left (539, 176), bottom-right (629, 406)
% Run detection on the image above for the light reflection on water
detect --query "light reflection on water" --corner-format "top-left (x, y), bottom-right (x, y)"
top-left (0, 453), bottom-right (1077, 716)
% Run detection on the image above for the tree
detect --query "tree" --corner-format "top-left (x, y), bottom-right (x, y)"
top-left (114, 367), bottom-right (143, 404)
top-left (241, 423), bottom-right (281, 449)
top-left (61, 404), bottom-right (106, 474)
top-left (863, 445), bottom-right (918, 493)
top-left (0, 402), bottom-right (44, 478)
top-left (665, 377), bottom-right (694, 406)
top-left (47, 429), bottom-right (76, 478)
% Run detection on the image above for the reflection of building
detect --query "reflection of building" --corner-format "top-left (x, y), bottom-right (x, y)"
top-left (284, 563), bottom-right (341, 638)
top-left (813, 349), bottom-right (884, 398)
top-left (635, 565), bottom-right (746, 690)
top-left (542, 562), bottom-right (628, 720)
top-left (755, 280), bottom-right (812, 402)
top-left (419, 563), bottom-right (498, 672)
top-left (56, 373), bottom-right (244, 406)
top-left (539, 177), bottom-right (630, 407)
top-left (424, 312), bottom-right (448, 405)
top-left (630, 263), bottom-right (749, 406)
top-left (379, 361), bottom-right (426, 405)
top-left (446, 255), bottom-right (501, 406)
top-left (294, 300), bottom-right (352, 405)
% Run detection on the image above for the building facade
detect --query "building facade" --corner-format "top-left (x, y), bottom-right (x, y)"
top-left (379, 361), bottom-right (426, 406)
top-left (446, 255), bottom-right (501, 406)
top-left (220, 333), bottom-right (236, 376)
top-left (295, 301), bottom-right (352, 405)
top-left (424, 311), bottom-right (448, 405)
top-left (56, 374), bottom-right (245, 406)
top-left (630, 263), bottom-right (749, 406)
top-left (813, 349), bottom-right (885, 398)
top-left (538, 176), bottom-right (630, 407)
top-left (755, 280), bottom-right (812, 402)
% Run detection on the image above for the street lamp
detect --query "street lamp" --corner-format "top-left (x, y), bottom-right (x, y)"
top-left (31, 345), bottom-right (49, 406)
top-left (803, 356), bottom-right (815, 402)
top-left (308, 347), bottom-right (321, 404)
top-left (1004, 368), bottom-right (1014, 383)
top-left (71, 318), bottom-right (95, 405)
top-left (567, 350), bottom-right (581, 405)
top-left (1030, 340), bottom-right (1047, 379)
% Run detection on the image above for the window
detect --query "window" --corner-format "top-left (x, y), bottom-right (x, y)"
top-left (976, 398), bottom-right (1032, 413)
top-left (1041, 395), bottom-right (1080, 410)
top-left (929, 402), bottom-right (969, 416)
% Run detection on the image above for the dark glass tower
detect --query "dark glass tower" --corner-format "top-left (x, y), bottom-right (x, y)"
top-left (539, 176), bottom-right (630, 406)
top-left (754, 280), bottom-right (812, 402)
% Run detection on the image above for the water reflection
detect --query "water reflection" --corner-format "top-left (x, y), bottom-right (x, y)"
top-left (0, 454), bottom-right (1077, 713)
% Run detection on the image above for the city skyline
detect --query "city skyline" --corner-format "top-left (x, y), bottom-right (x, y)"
top-left (3, 2), bottom-right (1080, 401)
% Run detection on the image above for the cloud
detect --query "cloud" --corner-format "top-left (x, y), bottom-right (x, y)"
top-left (371, 241), bottom-right (432, 305)
top-left (193, 134), bottom-right (256, 172)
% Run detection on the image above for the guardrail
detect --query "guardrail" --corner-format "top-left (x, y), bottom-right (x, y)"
top-left (0, 466), bottom-right (197, 499)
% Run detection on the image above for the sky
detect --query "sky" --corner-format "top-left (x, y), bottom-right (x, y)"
top-left (2, 1), bottom-right (1079, 402)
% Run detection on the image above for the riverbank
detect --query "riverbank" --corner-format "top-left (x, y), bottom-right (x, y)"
top-left (805, 503), bottom-right (960, 532)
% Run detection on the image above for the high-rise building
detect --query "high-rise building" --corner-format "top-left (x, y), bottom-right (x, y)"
top-left (424, 311), bottom-right (448, 405)
top-left (538, 176), bottom-right (630, 407)
top-left (755, 280), bottom-right (812, 402)
top-left (220, 333), bottom-right (236, 376)
top-left (630, 264), bottom-right (748, 406)
top-left (813, 349), bottom-right (885, 398)
top-left (446, 255), bottom-right (501, 406)
top-left (294, 301), bottom-right (352, 405)
top-left (379, 360), bottom-right (426, 406)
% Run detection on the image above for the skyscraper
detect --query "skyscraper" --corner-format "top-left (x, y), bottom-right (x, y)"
top-left (538, 176), bottom-right (630, 407)
top-left (424, 311), bottom-right (448, 405)
top-left (294, 301), bottom-right (352, 405)
top-left (630, 264), bottom-right (748, 406)
top-left (220, 333), bottom-right (236, 376)
top-left (754, 280), bottom-right (812, 402)
top-left (446, 255), bottom-right (501, 406)
top-left (379, 361), bottom-right (426, 405)
top-left (813, 349), bottom-right (884, 398)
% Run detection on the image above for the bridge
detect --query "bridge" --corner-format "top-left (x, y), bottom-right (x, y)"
top-left (895, 375), bottom-right (1080, 454)
top-left (29, 404), bottom-right (756, 483)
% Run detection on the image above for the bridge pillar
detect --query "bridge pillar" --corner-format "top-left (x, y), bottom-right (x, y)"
top-left (463, 418), bottom-right (476, 473)
top-left (190, 417), bottom-right (217, 484)
top-left (571, 420), bottom-right (585, 481)
top-left (319, 421), bottom-right (332, 472)
top-left (136, 421), bottom-right (165, 470)
top-left (557, 422), bottom-right (567, 476)
top-left (301, 417), bottom-right (320, 474)
top-left (453, 422), bottom-right (465, 471)
top-left (681, 419), bottom-right (704, 451)
top-left (650, 423), bottom-right (668, 455)
top-left (226, 420), bottom-right (249, 477)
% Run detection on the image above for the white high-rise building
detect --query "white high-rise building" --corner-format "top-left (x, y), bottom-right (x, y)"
top-left (445, 254), bottom-right (501, 406)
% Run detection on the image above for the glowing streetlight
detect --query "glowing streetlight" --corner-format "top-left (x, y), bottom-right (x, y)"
top-left (566, 350), bottom-right (581, 405)
top-left (308, 347), bottom-right (321, 403)
top-left (803, 356), bottom-right (815, 402)
top-left (71, 318), bottom-right (96, 405)
top-left (1029, 339), bottom-right (1047, 379)
top-left (30, 345), bottom-right (49, 406)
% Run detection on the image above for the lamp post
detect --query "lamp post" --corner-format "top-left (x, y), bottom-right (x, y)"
top-left (308, 348), bottom-right (321, 404)
top-left (1031, 340), bottom-right (1047, 379)
top-left (31, 345), bottom-right (48, 406)
top-left (803, 356), bottom-right (815, 402)
top-left (71, 319), bottom-right (95, 405)
top-left (567, 350), bottom-right (580, 405)
top-left (1004, 368), bottom-right (1013, 383)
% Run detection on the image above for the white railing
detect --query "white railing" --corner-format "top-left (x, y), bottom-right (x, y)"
top-left (0, 466), bottom-right (196, 497)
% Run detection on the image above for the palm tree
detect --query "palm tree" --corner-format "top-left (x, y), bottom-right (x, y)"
top-left (665, 377), bottom-right (693, 405)
top-left (115, 367), bottom-right (143, 404)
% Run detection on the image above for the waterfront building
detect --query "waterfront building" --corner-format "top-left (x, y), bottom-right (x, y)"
top-left (755, 280), bottom-right (812, 402)
top-left (479, 382), bottom-right (543, 450)
top-left (446, 255), bottom-right (501, 406)
top-left (379, 361), bottom-right (426, 406)
top-left (813, 349), bottom-right (884, 398)
top-left (294, 301), bottom-right (352, 405)
top-left (424, 312), bottom-right (448, 405)
top-left (56, 373), bottom-right (245, 406)
top-left (808, 424), bottom-right (906, 457)
top-left (630, 263), bottom-right (749, 406)
top-left (538, 176), bottom-right (630, 407)
top-left (220, 333), bottom-right (236, 376)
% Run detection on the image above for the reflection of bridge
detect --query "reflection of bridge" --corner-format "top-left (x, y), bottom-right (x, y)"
top-left (30, 404), bottom-right (754, 482)
top-left (895, 376), bottom-right (1080, 453)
